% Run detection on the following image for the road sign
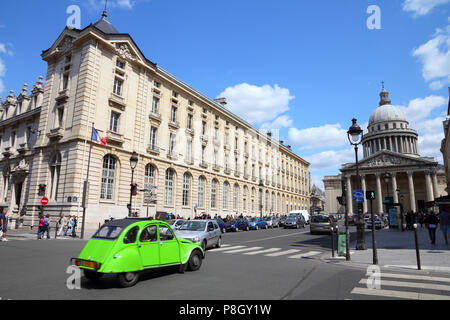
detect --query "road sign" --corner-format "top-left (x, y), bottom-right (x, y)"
top-left (41, 197), bottom-right (49, 206)
top-left (353, 190), bottom-right (364, 203)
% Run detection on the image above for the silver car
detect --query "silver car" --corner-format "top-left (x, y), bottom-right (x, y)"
top-left (265, 216), bottom-right (279, 228)
top-left (168, 219), bottom-right (186, 230)
top-left (174, 220), bottom-right (222, 251)
top-left (310, 215), bottom-right (336, 235)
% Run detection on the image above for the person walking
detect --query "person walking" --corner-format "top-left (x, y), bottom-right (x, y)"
top-left (0, 208), bottom-right (8, 242)
top-left (37, 214), bottom-right (45, 239)
top-left (57, 213), bottom-right (67, 237)
top-left (424, 212), bottom-right (440, 245)
top-left (43, 214), bottom-right (51, 239)
top-left (64, 215), bottom-right (73, 237)
top-left (71, 216), bottom-right (77, 238)
top-left (439, 205), bottom-right (450, 246)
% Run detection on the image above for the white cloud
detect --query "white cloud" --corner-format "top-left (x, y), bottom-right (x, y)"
top-left (261, 115), bottom-right (293, 130)
top-left (402, 0), bottom-right (450, 16)
top-left (218, 83), bottom-right (294, 124)
top-left (288, 124), bottom-right (349, 150)
top-left (419, 132), bottom-right (445, 161)
top-left (86, 0), bottom-right (136, 10)
top-left (0, 43), bottom-right (13, 56)
top-left (397, 95), bottom-right (447, 125)
top-left (311, 175), bottom-right (325, 191)
top-left (304, 148), bottom-right (356, 172)
top-left (0, 56), bottom-right (6, 94)
top-left (412, 24), bottom-right (450, 89)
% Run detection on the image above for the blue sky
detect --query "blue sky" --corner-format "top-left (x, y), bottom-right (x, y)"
top-left (0, 0), bottom-right (449, 189)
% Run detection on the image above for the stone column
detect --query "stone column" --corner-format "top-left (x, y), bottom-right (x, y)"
top-left (346, 175), bottom-right (353, 215)
top-left (391, 172), bottom-right (399, 203)
top-left (407, 171), bottom-right (416, 212)
top-left (425, 171), bottom-right (434, 202)
top-left (375, 173), bottom-right (383, 214)
top-left (377, 139), bottom-right (381, 152)
top-left (389, 136), bottom-right (392, 151)
top-left (361, 175), bottom-right (368, 213)
top-left (431, 171), bottom-right (439, 199)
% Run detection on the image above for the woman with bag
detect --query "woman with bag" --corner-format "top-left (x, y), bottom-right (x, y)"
top-left (424, 212), bottom-right (439, 245)
top-left (37, 214), bottom-right (45, 240)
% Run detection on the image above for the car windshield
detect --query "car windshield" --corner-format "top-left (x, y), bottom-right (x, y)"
top-left (312, 216), bottom-right (329, 223)
top-left (265, 217), bottom-right (271, 221)
top-left (287, 216), bottom-right (297, 221)
top-left (250, 218), bottom-right (258, 222)
top-left (92, 225), bottom-right (123, 240)
top-left (179, 221), bottom-right (207, 231)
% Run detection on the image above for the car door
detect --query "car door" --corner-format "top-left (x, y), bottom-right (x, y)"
top-left (206, 221), bottom-right (216, 244)
top-left (138, 225), bottom-right (160, 268)
top-left (213, 221), bottom-right (221, 240)
top-left (158, 224), bottom-right (181, 265)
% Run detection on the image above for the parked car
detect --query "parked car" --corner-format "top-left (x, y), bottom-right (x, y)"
top-left (175, 220), bottom-right (222, 251)
top-left (248, 217), bottom-right (268, 230)
top-left (310, 215), bottom-right (336, 235)
top-left (71, 218), bottom-right (204, 288)
top-left (168, 219), bottom-right (186, 230)
top-left (279, 216), bottom-right (288, 227)
top-left (265, 216), bottom-right (279, 228)
top-left (366, 215), bottom-right (386, 229)
top-left (289, 210), bottom-right (310, 224)
top-left (225, 218), bottom-right (250, 232)
top-left (347, 215), bottom-right (358, 225)
top-left (284, 215), bottom-right (306, 229)
top-left (214, 217), bottom-right (227, 232)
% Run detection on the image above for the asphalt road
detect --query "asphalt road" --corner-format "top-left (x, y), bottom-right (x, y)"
top-left (0, 224), bottom-right (372, 300)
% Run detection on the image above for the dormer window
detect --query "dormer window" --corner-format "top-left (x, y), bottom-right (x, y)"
top-left (154, 81), bottom-right (160, 88)
top-left (172, 91), bottom-right (178, 98)
top-left (113, 78), bottom-right (123, 96)
top-left (62, 74), bottom-right (69, 91)
top-left (65, 55), bottom-right (72, 64)
top-left (116, 59), bottom-right (125, 69)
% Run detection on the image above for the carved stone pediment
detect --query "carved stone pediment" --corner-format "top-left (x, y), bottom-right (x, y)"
top-left (57, 37), bottom-right (74, 53)
top-left (115, 43), bottom-right (136, 62)
top-left (11, 159), bottom-right (29, 175)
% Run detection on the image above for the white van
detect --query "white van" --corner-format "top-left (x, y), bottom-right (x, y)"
top-left (289, 210), bottom-right (310, 224)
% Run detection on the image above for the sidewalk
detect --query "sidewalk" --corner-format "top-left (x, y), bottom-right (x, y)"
top-left (4, 227), bottom-right (97, 241)
top-left (323, 226), bottom-right (450, 274)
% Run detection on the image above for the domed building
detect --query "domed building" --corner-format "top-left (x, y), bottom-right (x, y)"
top-left (324, 86), bottom-right (446, 218)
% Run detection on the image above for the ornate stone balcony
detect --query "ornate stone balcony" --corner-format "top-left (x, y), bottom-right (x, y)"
top-left (55, 89), bottom-right (69, 102)
top-left (17, 143), bottom-right (28, 154)
top-left (149, 111), bottom-right (162, 122)
top-left (2, 147), bottom-right (12, 157)
top-left (199, 161), bottom-right (208, 169)
top-left (213, 164), bottom-right (221, 171)
top-left (106, 130), bottom-right (125, 145)
top-left (185, 128), bottom-right (195, 136)
top-left (147, 144), bottom-right (160, 155)
top-left (109, 93), bottom-right (126, 111)
top-left (167, 151), bottom-right (178, 161)
top-left (224, 167), bottom-right (231, 174)
top-left (47, 127), bottom-right (64, 140)
top-left (168, 120), bottom-right (180, 130)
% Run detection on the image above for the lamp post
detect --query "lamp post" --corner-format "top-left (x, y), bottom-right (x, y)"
top-left (347, 118), bottom-right (367, 250)
top-left (129, 151), bottom-right (138, 217)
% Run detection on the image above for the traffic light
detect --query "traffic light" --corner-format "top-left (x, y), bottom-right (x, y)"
top-left (366, 191), bottom-right (376, 200)
top-left (337, 196), bottom-right (346, 205)
top-left (38, 184), bottom-right (46, 196)
top-left (131, 183), bottom-right (138, 196)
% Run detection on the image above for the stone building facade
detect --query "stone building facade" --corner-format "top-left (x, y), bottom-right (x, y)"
top-left (440, 87), bottom-right (450, 196)
top-left (2, 13), bottom-right (311, 230)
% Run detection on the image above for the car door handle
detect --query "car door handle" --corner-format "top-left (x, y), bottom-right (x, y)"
top-left (159, 242), bottom-right (163, 245)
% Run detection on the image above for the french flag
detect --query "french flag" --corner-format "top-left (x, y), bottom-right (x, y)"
top-left (91, 127), bottom-right (107, 146)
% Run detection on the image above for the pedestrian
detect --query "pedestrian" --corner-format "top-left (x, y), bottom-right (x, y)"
top-left (424, 212), bottom-right (439, 245)
top-left (0, 208), bottom-right (8, 242)
top-left (71, 216), bottom-right (77, 237)
top-left (439, 205), bottom-right (450, 246)
top-left (405, 212), bottom-right (412, 230)
top-left (43, 214), bottom-right (51, 239)
top-left (64, 215), bottom-right (73, 237)
top-left (57, 213), bottom-right (67, 237)
top-left (37, 214), bottom-right (45, 239)
top-left (418, 212), bottom-right (424, 228)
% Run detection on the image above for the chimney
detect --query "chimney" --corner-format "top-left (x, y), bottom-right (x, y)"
top-left (214, 97), bottom-right (227, 108)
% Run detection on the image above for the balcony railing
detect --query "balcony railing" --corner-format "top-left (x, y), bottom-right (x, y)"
top-left (149, 111), bottom-right (162, 122)
top-left (199, 161), bottom-right (208, 169)
top-left (147, 144), bottom-right (160, 154)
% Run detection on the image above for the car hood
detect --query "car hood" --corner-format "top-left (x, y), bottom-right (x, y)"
top-left (78, 238), bottom-right (117, 264)
top-left (174, 230), bottom-right (205, 239)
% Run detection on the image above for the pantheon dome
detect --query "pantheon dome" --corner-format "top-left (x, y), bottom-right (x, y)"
top-left (362, 87), bottom-right (419, 158)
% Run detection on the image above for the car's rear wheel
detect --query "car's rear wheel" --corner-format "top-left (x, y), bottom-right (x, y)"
top-left (187, 250), bottom-right (203, 271)
top-left (83, 270), bottom-right (103, 282)
top-left (117, 272), bottom-right (140, 288)
top-left (246, 226), bottom-right (249, 231)
top-left (255, 225), bottom-right (259, 230)
top-left (216, 237), bottom-right (222, 248)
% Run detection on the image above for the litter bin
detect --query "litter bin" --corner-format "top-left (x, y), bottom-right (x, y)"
top-left (338, 232), bottom-right (346, 257)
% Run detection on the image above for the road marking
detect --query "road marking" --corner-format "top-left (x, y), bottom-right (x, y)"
top-left (243, 248), bottom-right (282, 255)
top-left (360, 279), bottom-right (450, 292)
top-left (224, 247), bottom-right (264, 254)
top-left (384, 265), bottom-right (450, 273)
top-left (288, 251), bottom-right (321, 259)
top-left (368, 273), bottom-right (450, 284)
top-left (229, 231), bottom-right (309, 246)
top-left (265, 249), bottom-right (301, 257)
top-left (208, 245), bottom-right (246, 252)
top-left (350, 287), bottom-right (450, 300)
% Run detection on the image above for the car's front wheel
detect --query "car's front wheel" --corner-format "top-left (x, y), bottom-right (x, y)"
top-left (117, 272), bottom-right (140, 288)
top-left (83, 270), bottom-right (103, 282)
top-left (187, 250), bottom-right (203, 271)
top-left (246, 226), bottom-right (249, 231)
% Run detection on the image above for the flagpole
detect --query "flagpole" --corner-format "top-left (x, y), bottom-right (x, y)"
top-left (81, 122), bottom-right (95, 240)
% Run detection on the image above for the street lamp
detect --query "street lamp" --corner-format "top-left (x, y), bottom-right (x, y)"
top-left (347, 118), bottom-right (367, 250)
top-left (129, 151), bottom-right (138, 217)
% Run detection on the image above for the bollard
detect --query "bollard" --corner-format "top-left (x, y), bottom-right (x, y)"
top-left (413, 223), bottom-right (421, 270)
top-left (55, 222), bottom-right (58, 239)
top-left (331, 226), bottom-right (335, 258)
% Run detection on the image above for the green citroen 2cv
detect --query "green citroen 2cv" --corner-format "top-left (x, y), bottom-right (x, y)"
top-left (71, 218), bottom-right (204, 287)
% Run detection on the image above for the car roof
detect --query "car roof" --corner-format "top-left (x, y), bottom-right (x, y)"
top-left (103, 218), bottom-right (159, 229)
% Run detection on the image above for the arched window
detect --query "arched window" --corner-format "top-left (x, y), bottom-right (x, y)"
top-left (182, 172), bottom-right (191, 207)
top-left (50, 153), bottom-right (62, 201)
top-left (271, 192), bottom-right (275, 213)
top-left (165, 169), bottom-right (175, 205)
top-left (223, 182), bottom-right (229, 209)
top-left (265, 191), bottom-right (269, 213)
top-left (198, 176), bottom-right (205, 208)
top-left (211, 179), bottom-right (217, 209)
top-left (144, 164), bottom-right (156, 189)
top-left (100, 155), bottom-right (116, 200)
top-left (233, 184), bottom-right (239, 210)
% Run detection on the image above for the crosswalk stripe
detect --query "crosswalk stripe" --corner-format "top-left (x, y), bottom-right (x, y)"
top-left (368, 273), bottom-right (450, 284)
top-left (208, 245), bottom-right (245, 252)
top-left (288, 251), bottom-right (321, 259)
top-left (224, 247), bottom-right (264, 254)
top-left (360, 279), bottom-right (450, 292)
top-left (243, 248), bottom-right (282, 255)
top-left (265, 249), bottom-right (300, 257)
top-left (351, 287), bottom-right (450, 300)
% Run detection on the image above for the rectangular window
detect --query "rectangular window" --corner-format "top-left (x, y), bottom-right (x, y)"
top-left (116, 60), bottom-right (125, 69)
top-left (58, 108), bottom-right (65, 128)
top-left (150, 127), bottom-right (157, 149)
top-left (113, 78), bottom-right (123, 96)
top-left (202, 122), bottom-right (207, 135)
top-left (154, 81), bottom-right (160, 88)
top-left (201, 146), bottom-right (206, 163)
top-left (186, 140), bottom-right (192, 161)
top-left (65, 55), bottom-right (72, 64)
top-left (152, 97), bottom-right (159, 113)
top-left (172, 91), bottom-right (178, 98)
top-left (109, 111), bottom-right (120, 132)
top-left (169, 134), bottom-right (175, 155)
top-left (171, 106), bottom-right (177, 123)
top-left (11, 132), bottom-right (16, 148)
top-left (187, 114), bottom-right (193, 130)
top-left (62, 74), bottom-right (69, 90)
